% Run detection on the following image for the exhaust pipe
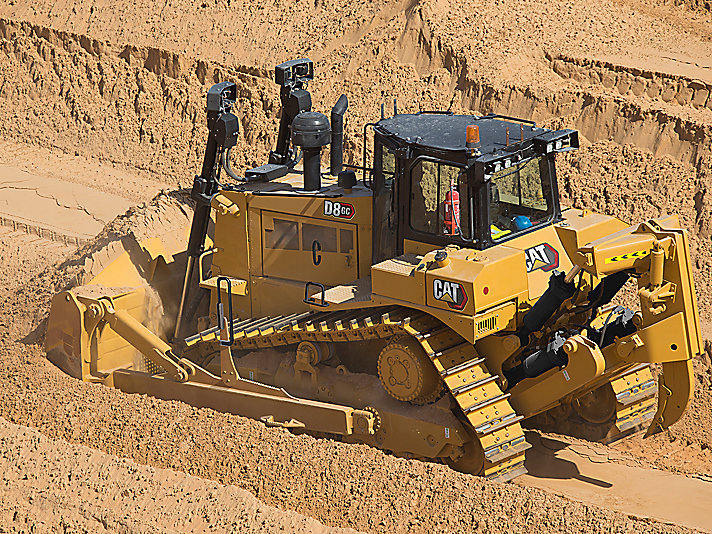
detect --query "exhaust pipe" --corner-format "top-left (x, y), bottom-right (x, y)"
top-left (330, 94), bottom-right (348, 176)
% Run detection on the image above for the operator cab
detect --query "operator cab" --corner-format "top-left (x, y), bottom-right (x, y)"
top-left (371, 113), bottom-right (578, 262)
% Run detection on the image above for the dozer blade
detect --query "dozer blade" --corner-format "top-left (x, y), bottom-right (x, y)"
top-left (46, 288), bottom-right (159, 381)
top-left (46, 232), bottom-right (191, 381)
top-left (46, 288), bottom-right (382, 440)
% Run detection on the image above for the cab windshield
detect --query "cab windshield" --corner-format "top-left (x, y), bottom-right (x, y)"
top-left (489, 156), bottom-right (554, 241)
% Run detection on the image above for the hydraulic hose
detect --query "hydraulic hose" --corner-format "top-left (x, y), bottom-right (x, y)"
top-left (221, 146), bottom-right (242, 182)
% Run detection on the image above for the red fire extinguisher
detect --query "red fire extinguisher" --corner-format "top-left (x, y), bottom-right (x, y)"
top-left (444, 180), bottom-right (460, 235)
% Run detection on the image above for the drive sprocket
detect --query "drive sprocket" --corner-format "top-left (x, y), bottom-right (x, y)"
top-left (377, 335), bottom-right (441, 403)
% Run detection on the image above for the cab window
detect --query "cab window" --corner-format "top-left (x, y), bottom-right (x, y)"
top-left (410, 160), bottom-right (471, 239)
top-left (489, 156), bottom-right (554, 241)
top-left (382, 148), bottom-right (396, 189)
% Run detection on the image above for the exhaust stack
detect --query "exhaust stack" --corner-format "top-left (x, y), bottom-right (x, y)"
top-left (330, 94), bottom-right (348, 176)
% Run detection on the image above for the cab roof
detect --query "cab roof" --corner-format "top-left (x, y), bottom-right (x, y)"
top-left (375, 113), bottom-right (549, 155)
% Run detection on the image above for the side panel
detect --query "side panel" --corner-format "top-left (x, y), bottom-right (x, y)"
top-left (250, 276), bottom-right (312, 317)
top-left (424, 247), bottom-right (528, 314)
top-left (261, 210), bottom-right (358, 285)
top-left (210, 189), bottom-right (373, 321)
top-left (211, 192), bottom-right (252, 319)
top-left (498, 224), bottom-right (574, 300)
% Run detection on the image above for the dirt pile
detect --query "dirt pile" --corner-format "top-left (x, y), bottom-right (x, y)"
top-left (0, 164), bottom-right (136, 245)
top-left (0, 138), bottom-right (165, 203)
top-left (0, 192), bottom-right (193, 351)
top-left (3, 0), bottom-right (712, 182)
top-left (0, 418), bottom-right (357, 534)
top-left (0, 18), bottom-right (277, 186)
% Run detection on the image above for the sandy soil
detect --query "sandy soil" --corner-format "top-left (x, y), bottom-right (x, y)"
top-left (0, 164), bottom-right (133, 241)
top-left (1, 0), bottom-right (712, 531)
top-left (0, 417), bottom-right (357, 534)
top-left (0, 138), bottom-right (164, 203)
top-left (519, 432), bottom-right (712, 532)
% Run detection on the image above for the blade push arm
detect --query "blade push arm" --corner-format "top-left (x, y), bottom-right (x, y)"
top-left (94, 298), bottom-right (192, 383)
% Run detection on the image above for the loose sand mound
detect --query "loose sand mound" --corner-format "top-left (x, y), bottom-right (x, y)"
top-left (0, 418), bottom-right (356, 534)
top-left (0, 192), bottom-right (194, 355)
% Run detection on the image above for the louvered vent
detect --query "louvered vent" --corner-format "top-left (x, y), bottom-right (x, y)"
top-left (477, 315), bottom-right (497, 335)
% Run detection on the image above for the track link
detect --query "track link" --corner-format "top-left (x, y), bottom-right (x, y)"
top-left (186, 307), bottom-right (660, 476)
top-left (533, 363), bottom-right (658, 443)
top-left (184, 306), bottom-right (416, 349)
top-left (607, 364), bottom-right (657, 441)
top-left (402, 315), bottom-right (530, 482)
top-left (185, 306), bottom-right (531, 481)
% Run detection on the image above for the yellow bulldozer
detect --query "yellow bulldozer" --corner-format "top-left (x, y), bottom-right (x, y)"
top-left (46, 59), bottom-right (703, 482)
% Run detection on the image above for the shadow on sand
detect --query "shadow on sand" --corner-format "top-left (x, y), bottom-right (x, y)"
top-left (523, 431), bottom-right (613, 488)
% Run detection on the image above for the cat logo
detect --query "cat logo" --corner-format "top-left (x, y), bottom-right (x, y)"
top-left (433, 279), bottom-right (468, 310)
top-left (324, 200), bottom-right (355, 219)
top-left (525, 243), bottom-right (559, 273)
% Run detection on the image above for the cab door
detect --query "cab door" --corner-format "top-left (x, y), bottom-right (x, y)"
top-left (372, 136), bottom-right (402, 263)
